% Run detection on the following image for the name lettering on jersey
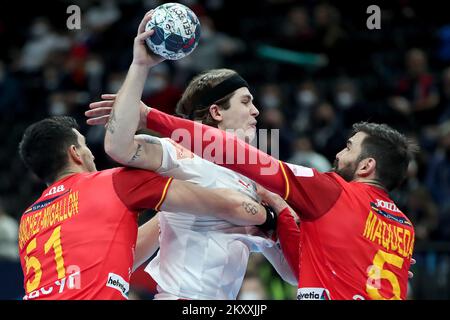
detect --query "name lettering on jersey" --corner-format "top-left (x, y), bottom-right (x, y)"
top-left (363, 209), bottom-right (414, 259)
top-left (106, 273), bottom-right (129, 299)
top-left (297, 287), bottom-right (331, 300)
top-left (19, 191), bottom-right (79, 250)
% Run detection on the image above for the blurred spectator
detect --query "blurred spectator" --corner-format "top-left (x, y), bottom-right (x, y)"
top-left (407, 186), bottom-right (439, 241)
top-left (175, 15), bottom-right (245, 84)
top-left (438, 67), bottom-right (450, 123)
top-left (279, 6), bottom-right (316, 52)
top-left (389, 48), bottom-right (440, 127)
top-left (288, 135), bottom-right (332, 172)
top-left (0, 201), bottom-right (19, 261)
top-left (292, 80), bottom-right (321, 134)
top-left (19, 18), bottom-right (71, 72)
top-left (309, 101), bottom-right (345, 161)
top-left (142, 64), bottom-right (183, 115)
top-left (313, 3), bottom-right (348, 72)
top-left (259, 83), bottom-right (284, 110)
top-left (238, 271), bottom-right (268, 300)
top-left (332, 78), bottom-right (371, 127)
top-left (85, 0), bottom-right (121, 32)
top-left (0, 61), bottom-right (24, 118)
top-left (425, 120), bottom-right (450, 239)
top-left (314, 3), bottom-right (346, 51)
top-left (259, 106), bottom-right (294, 160)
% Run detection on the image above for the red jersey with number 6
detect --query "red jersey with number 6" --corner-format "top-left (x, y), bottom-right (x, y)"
top-left (18, 167), bottom-right (172, 300)
top-left (278, 163), bottom-right (415, 300)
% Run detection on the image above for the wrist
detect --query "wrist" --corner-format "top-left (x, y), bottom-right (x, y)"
top-left (258, 205), bottom-right (277, 232)
top-left (271, 200), bottom-right (288, 214)
top-left (130, 60), bottom-right (152, 70)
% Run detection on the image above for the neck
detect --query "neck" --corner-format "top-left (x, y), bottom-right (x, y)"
top-left (49, 167), bottom-right (82, 186)
top-left (357, 177), bottom-right (387, 192)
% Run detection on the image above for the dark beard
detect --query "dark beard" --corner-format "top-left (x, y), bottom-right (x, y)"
top-left (333, 159), bottom-right (357, 182)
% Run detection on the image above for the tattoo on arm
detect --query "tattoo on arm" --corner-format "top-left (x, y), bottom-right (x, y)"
top-left (106, 108), bottom-right (117, 134)
top-left (142, 135), bottom-right (160, 145)
top-left (242, 201), bottom-right (258, 215)
top-left (129, 144), bottom-right (143, 163)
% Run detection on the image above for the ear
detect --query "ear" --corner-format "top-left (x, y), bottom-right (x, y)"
top-left (209, 104), bottom-right (223, 122)
top-left (356, 157), bottom-right (376, 178)
top-left (68, 145), bottom-right (83, 165)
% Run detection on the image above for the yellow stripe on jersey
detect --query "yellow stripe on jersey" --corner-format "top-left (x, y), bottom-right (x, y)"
top-left (155, 177), bottom-right (173, 211)
top-left (279, 161), bottom-right (290, 200)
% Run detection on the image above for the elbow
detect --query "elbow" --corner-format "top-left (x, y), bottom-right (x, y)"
top-left (104, 139), bottom-right (127, 164)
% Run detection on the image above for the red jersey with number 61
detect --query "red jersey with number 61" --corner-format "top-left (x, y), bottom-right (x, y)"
top-left (18, 167), bottom-right (172, 300)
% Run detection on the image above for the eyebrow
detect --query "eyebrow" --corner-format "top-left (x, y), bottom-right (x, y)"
top-left (241, 94), bottom-right (253, 101)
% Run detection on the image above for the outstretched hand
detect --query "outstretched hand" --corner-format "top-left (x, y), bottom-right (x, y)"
top-left (256, 184), bottom-right (284, 211)
top-left (85, 94), bottom-right (150, 130)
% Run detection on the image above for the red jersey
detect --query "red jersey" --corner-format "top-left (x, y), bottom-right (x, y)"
top-left (146, 108), bottom-right (415, 300)
top-left (18, 167), bottom-right (172, 300)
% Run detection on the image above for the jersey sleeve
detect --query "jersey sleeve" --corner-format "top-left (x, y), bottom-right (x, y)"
top-left (276, 207), bottom-right (300, 278)
top-left (157, 137), bottom-right (196, 175)
top-left (281, 163), bottom-right (343, 221)
top-left (146, 108), bottom-right (342, 220)
top-left (259, 238), bottom-right (298, 286)
top-left (112, 167), bottom-right (173, 211)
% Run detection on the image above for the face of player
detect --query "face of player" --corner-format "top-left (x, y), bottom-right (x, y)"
top-left (217, 87), bottom-right (260, 141)
top-left (333, 131), bottom-right (367, 182)
top-left (73, 129), bottom-right (97, 173)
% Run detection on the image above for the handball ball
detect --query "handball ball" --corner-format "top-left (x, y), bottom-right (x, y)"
top-left (145, 3), bottom-right (201, 60)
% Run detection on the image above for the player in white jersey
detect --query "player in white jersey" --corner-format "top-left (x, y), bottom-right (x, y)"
top-left (86, 11), bottom-right (298, 299)
top-left (143, 136), bottom-right (295, 299)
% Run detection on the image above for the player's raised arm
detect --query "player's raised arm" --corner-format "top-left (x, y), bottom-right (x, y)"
top-left (113, 168), bottom-right (270, 228)
top-left (103, 10), bottom-right (164, 171)
top-left (145, 108), bottom-right (342, 220)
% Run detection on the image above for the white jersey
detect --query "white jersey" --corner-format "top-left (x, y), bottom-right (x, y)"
top-left (144, 137), bottom-right (296, 300)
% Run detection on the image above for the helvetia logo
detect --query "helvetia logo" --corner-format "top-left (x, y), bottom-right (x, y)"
top-left (297, 288), bottom-right (331, 300)
top-left (106, 273), bottom-right (129, 299)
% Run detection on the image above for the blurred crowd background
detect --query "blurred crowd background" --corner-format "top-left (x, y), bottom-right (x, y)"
top-left (1, 0), bottom-right (449, 300)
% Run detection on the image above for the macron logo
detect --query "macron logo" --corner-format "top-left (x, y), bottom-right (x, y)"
top-left (106, 273), bottom-right (129, 299)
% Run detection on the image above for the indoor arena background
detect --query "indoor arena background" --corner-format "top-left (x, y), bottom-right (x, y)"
top-left (0, 0), bottom-right (449, 300)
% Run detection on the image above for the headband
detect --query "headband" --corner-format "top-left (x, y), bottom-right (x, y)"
top-left (195, 74), bottom-right (249, 107)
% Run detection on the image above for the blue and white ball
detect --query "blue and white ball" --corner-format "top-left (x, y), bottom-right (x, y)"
top-left (145, 3), bottom-right (201, 60)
